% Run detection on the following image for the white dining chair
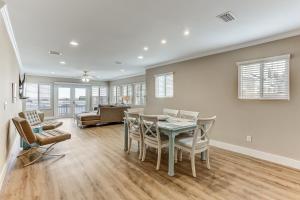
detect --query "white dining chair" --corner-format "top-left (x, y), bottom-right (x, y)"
top-left (179, 110), bottom-right (199, 121)
top-left (175, 116), bottom-right (216, 177)
top-left (163, 108), bottom-right (179, 117)
top-left (127, 108), bottom-right (144, 114)
top-left (140, 115), bottom-right (169, 170)
top-left (125, 111), bottom-right (143, 160)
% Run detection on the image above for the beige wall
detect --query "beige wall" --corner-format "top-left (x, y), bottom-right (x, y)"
top-left (109, 75), bottom-right (145, 86)
top-left (0, 12), bottom-right (22, 176)
top-left (146, 35), bottom-right (300, 161)
top-left (25, 75), bottom-right (108, 117)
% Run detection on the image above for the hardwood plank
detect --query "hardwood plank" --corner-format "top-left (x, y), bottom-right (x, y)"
top-left (1, 119), bottom-right (299, 200)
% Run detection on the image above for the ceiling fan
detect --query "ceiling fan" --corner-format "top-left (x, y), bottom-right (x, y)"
top-left (80, 71), bottom-right (97, 82)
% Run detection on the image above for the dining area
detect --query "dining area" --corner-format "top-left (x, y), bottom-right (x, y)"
top-left (123, 108), bottom-right (216, 177)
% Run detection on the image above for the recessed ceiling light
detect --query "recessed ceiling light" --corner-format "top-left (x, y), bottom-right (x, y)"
top-left (143, 46), bottom-right (149, 51)
top-left (60, 61), bottom-right (66, 65)
top-left (184, 29), bottom-right (190, 36)
top-left (138, 55), bottom-right (144, 59)
top-left (51, 72), bottom-right (55, 74)
top-left (70, 40), bottom-right (79, 46)
top-left (161, 39), bottom-right (167, 44)
top-left (120, 69), bottom-right (125, 72)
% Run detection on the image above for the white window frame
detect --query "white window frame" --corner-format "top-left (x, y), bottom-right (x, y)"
top-left (237, 54), bottom-right (290, 100)
top-left (110, 86), bottom-right (117, 104)
top-left (92, 85), bottom-right (108, 108)
top-left (155, 72), bottom-right (173, 98)
top-left (25, 83), bottom-right (52, 111)
top-left (122, 84), bottom-right (133, 105)
top-left (134, 82), bottom-right (146, 105)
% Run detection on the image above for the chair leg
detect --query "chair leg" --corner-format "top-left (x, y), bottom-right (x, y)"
top-left (175, 148), bottom-right (178, 163)
top-left (156, 147), bottom-right (161, 170)
top-left (22, 143), bottom-right (60, 167)
top-left (23, 154), bottom-right (44, 167)
top-left (206, 149), bottom-right (211, 170)
top-left (191, 153), bottom-right (196, 177)
top-left (179, 149), bottom-right (183, 162)
top-left (142, 144), bottom-right (147, 161)
top-left (17, 147), bottom-right (36, 158)
top-left (127, 138), bottom-right (132, 154)
top-left (138, 141), bottom-right (143, 160)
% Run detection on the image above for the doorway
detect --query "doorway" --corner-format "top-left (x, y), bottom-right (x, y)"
top-left (54, 84), bottom-right (90, 118)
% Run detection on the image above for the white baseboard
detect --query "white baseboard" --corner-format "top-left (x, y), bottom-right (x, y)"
top-left (210, 140), bottom-right (300, 170)
top-left (0, 136), bottom-right (20, 191)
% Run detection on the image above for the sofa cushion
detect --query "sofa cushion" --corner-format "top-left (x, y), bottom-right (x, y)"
top-left (77, 112), bottom-right (101, 121)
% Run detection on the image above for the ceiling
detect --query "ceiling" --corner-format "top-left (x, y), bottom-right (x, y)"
top-left (5, 0), bottom-right (300, 81)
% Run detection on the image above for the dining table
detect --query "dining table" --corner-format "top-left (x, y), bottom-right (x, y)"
top-left (124, 116), bottom-right (207, 177)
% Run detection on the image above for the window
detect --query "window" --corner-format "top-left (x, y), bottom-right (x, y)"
top-left (116, 86), bottom-right (122, 104)
top-left (155, 73), bottom-right (173, 98)
top-left (134, 82), bottom-right (146, 105)
top-left (92, 86), bottom-right (100, 108)
top-left (39, 84), bottom-right (51, 109)
top-left (111, 86), bottom-right (117, 104)
top-left (25, 83), bottom-right (38, 110)
top-left (122, 84), bottom-right (133, 104)
top-left (92, 86), bottom-right (108, 108)
top-left (141, 83), bottom-right (146, 105)
top-left (111, 85), bottom-right (122, 104)
top-left (238, 55), bottom-right (290, 100)
top-left (25, 83), bottom-right (51, 110)
top-left (99, 86), bottom-right (108, 105)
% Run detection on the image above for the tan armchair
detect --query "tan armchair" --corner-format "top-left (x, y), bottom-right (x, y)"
top-left (12, 117), bottom-right (71, 167)
top-left (19, 110), bottom-right (63, 130)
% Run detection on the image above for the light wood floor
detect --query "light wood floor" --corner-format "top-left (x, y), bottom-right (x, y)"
top-left (1, 119), bottom-right (300, 200)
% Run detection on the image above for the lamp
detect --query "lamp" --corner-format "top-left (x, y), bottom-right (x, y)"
top-left (122, 96), bottom-right (129, 105)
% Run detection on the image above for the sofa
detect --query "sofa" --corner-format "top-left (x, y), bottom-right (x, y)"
top-left (76, 105), bottom-right (129, 128)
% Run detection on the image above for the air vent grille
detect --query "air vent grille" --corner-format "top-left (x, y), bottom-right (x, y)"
top-left (48, 50), bottom-right (62, 56)
top-left (217, 11), bottom-right (235, 22)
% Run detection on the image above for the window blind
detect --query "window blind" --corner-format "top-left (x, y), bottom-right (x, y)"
top-left (99, 86), bottom-right (108, 104)
top-left (238, 55), bottom-right (290, 100)
top-left (134, 83), bottom-right (141, 105)
top-left (39, 84), bottom-right (51, 109)
top-left (25, 83), bottom-right (38, 110)
top-left (155, 73), bottom-right (173, 98)
top-left (111, 86), bottom-right (117, 104)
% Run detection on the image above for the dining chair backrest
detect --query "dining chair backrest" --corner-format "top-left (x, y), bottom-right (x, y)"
top-left (140, 115), bottom-right (160, 141)
top-left (127, 108), bottom-right (144, 114)
top-left (124, 111), bottom-right (140, 133)
top-left (163, 108), bottom-right (179, 118)
top-left (190, 116), bottom-right (216, 151)
top-left (12, 117), bottom-right (37, 145)
top-left (179, 110), bottom-right (199, 121)
top-left (195, 116), bottom-right (216, 140)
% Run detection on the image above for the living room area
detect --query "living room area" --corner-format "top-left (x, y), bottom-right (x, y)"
top-left (1, 0), bottom-right (300, 199)
top-left (23, 74), bottom-right (145, 124)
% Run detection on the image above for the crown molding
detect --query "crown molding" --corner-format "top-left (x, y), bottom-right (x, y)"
top-left (145, 28), bottom-right (300, 70)
top-left (1, 5), bottom-right (23, 72)
top-left (109, 71), bottom-right (145, 81)
top-left (26, 73), bottom-right (110, 82)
